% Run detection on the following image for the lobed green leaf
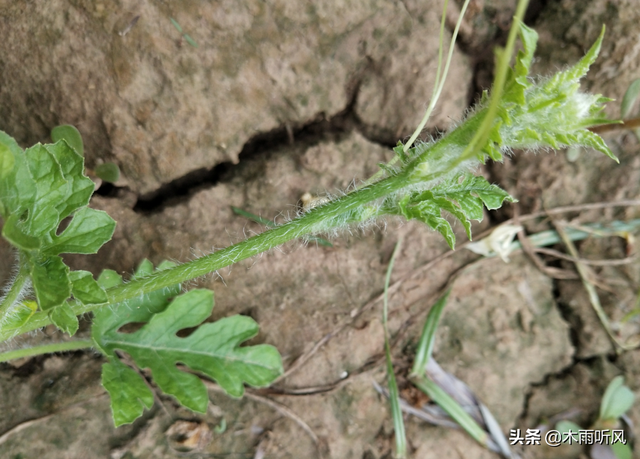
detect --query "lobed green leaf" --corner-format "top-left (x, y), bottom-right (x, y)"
top-left (69, 270), bottom-right (108, 305)
top-left (45, 141), bottom-right (94, 219)
top-left (0, 142), bottom-right (15, 180)
top-left (2, 213), bottom-right (41, 251)
top-left (92, 260), bottom-right (282, 425)
top-left (24, 144), bottom-right (68, 237)
top-left (0, 129), bottom-right (116, 334)
top-left (42, 207), bottom-right (116, 255)
top-left (101, 359), bottom-right (154, 427)
top-left (94, 290), bottom-right (282, 414)
top-left (0, 131), bottom-right (36, 219)
top-left (49, 303), bottom-right (79, 336)
top-left (391, 174), bottom-right (514, 249)
top-left (31, 255), bottom-right (71, 311)
top-left (93, 261), bottom-right (180, 343)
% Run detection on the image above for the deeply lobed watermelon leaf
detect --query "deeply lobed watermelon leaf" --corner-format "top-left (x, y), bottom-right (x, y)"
top-left (91, 260), bottom-right (283, 427)
top-left (0, 129), bottom-right (115, 335)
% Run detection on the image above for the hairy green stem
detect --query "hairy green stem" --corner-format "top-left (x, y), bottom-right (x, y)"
top-left (0, 340), bottom-right (93, 362)
top-left (89, 107), bottom-right (489, 309)
top-left (0, 106), bottom-right (492, 342)
top-left (0, 257), bottom-right (29, 319)
top-left (0, 171), bottom-right (410, 340)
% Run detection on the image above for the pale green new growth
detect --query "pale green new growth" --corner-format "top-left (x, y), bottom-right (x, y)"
top-left (497, 23), bottom-right (617, 160)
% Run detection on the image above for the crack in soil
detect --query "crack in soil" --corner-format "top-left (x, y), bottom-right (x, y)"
top-left (99, 66), bottom-right (407, 214)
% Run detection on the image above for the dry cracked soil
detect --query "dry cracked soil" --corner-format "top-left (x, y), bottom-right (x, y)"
top-left (1, 0), bottom-right (640, 458)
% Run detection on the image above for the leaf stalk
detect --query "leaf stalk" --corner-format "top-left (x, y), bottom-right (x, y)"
top-left (0, 256), bottom-right (29, 320)
top-left (0, 339), bottom-right (92, 362)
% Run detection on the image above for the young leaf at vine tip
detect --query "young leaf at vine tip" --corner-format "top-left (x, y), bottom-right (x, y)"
top-left (499, 24), bottom-right (619, 162)
top-left (93, 288), bottom-right (283, 425)
top-left (0, 131), bottom-right (115, 326)
top-left (51, 124), bottom-right (84, 157)
top-left (502, 20), bottom-right (538, 105)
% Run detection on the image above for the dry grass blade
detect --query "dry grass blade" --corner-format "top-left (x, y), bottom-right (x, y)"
top-left (515, 224), bottom-right (578, 279)
top-left (382, 238), bottom-right (407, 458)
top-left (553, 221), bottom-right (636, 351)
top-left (589, 116), bottom-right (640, 134)
top-left (425, 359), bottom-right (483, 425)
top-left (533, 247), bottom-right (636, 267)
top-left (503, 200), bottom-right (640, 226)
top-left (424, 360), bottom-right (515, 457)
top-left (372, 380), bottom-right (460, 429)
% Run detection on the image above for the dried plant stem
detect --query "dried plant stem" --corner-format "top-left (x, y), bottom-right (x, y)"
top-left (553, 221), bottom-right (634, 351)
top-left (205, 380), bottom-right (319, 445)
